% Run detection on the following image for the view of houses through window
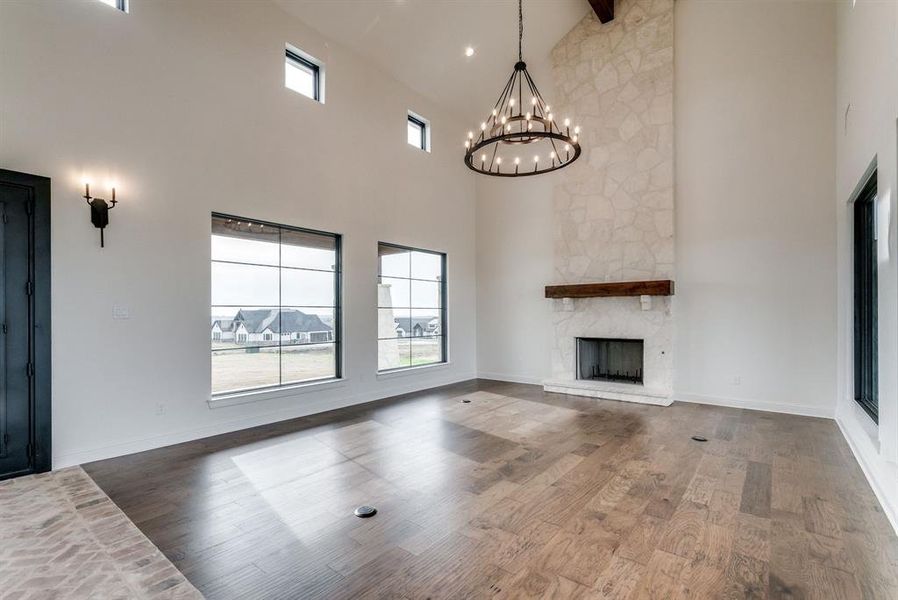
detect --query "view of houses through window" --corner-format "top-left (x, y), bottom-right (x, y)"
top-left (377, 242), bottom-right (446, 371)
top-left (211, 214), bottom-right (340, 394)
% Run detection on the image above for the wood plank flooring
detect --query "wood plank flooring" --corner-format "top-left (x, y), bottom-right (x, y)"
top-left (84, 380), bottom-right (898, 599)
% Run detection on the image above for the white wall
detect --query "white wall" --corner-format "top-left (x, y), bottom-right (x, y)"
top-left (0, 0), bottom-right (477, 467)
top-left (475, 176), bottom-right (554, 384)
top-left (834, 0), bottom-right (898, 531)
top-left (673, 0), bottom-right (837, 417)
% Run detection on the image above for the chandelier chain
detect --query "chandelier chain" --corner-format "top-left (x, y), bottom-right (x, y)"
top-left (518, 0), bottom-right (523, 62)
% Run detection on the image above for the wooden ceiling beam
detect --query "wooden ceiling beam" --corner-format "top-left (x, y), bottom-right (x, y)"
top-left (588, 0), bottom-right (615, 24)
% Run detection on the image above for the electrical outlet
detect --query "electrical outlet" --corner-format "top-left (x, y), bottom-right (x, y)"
top-left (732, 376), bottom-right (742, 386)
top-left (112, 305), bottom-right (130, 320)
top-left (155, 403), bottom-right (166, 416)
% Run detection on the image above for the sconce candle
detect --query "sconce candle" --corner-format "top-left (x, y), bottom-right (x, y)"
top-left (82, 181), bottom-right (119, 248)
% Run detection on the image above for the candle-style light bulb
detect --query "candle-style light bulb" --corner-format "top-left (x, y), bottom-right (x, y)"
top-left (563, 118), bottom-right (570, 127)
top-left (574, 125), bottom-right (581, 134)
top-left (548, 113), bottom-right (554, 121)
top-left (468, 131), bottom-right (474, 139)
top-left (509, 98), bottom-right (516, 107)
top-left (481, 122), bottom-right (487, 130)
top-left (465, 140), bottom-right (470, 149)
top-left (501, 115), bottom-right (507, 124)
top-left (533, 155), bottom-right (539, 162)
top-left (550, 151), bottom-right (557, 160)
top-left (492, 109), bottom-right (498, 116)
top-left (527, 122), bottom-right (533, 130)
top-left (481, 153), bottom-right (486, 163)
top-left (564, 144), bottom-right (571, 152)
top-left (572, 135), bottom-right (578, 143)
top-left (531, 97), bottom-right (537, 106)
top-left (525, 112), bottom-right (531, 120)
top-left (496, 157), bottom-right (502, 165)
top-left (514, 157), bottom-right (520, 165)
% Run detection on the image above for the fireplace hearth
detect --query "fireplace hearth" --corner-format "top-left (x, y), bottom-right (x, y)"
top-left (576, 337), bottom-right (644, 384)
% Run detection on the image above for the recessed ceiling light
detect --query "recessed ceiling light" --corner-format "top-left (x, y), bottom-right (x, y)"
top-left (465, 46), bottom-right (475, 57)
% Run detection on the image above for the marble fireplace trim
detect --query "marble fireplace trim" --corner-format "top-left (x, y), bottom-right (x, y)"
top-left (545, 296), bottom-right (673, 406)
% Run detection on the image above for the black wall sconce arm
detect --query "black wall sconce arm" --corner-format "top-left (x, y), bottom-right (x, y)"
top-left (83, 182), bottom-right (117, 248)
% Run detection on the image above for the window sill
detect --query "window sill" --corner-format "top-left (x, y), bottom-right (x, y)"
top-left (376, 361), bottom-right (450, 380)
top-left (208, 377), bottom-right (347, 409)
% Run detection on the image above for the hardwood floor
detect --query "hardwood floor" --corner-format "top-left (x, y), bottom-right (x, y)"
top-left (84, 380), bottom-right (898, 599)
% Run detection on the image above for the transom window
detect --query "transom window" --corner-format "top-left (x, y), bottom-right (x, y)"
top-left (211, 214), bottom-right (341, 395)
top-left (285, 46), bottom-right (323, 102)
top-left (377, 243), bottom-right (446, 371)
top-left (407, 112), bottom-right (430, 151)
top-left (97, 0), bottom-right (128, 11)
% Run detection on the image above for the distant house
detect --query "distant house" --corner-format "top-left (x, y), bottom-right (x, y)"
top-left (211, 309), bottom-right (332, 344)
top-left (393, 316), bottom-right (440, 338)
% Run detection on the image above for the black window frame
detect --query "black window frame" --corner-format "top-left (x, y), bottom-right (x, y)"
top-left (853, 169), bottom-right (878, 423)
top-left (377, 242), bottom-right (447, 372)
top-left (285, 48), bottom-right (321, 102)
top-left (210, 212), bottom-right (342, 396)
top-left (407, 114), bottom-right (427, 151)
top-left (98, 0), bottom-right (128, 12)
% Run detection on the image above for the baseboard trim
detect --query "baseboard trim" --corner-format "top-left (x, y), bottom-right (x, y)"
top-left (835, 413), bottom-right (898, 535)
top-left (475, 371), bottom-right (545, 385)
top-left (54, 371), bottom-right (477, 468)
top-left (674, 392), bottom-right (834, 419)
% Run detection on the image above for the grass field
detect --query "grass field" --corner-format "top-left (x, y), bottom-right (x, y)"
top-left (212, 338), bottom-right (442, 394)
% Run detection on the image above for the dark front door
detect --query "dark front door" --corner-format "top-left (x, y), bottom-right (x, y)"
top-left (0, 169), bottom-right (51, 479)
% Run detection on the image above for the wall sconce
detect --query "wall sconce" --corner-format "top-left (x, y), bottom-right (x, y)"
top-left (82, 181), bottom-right (118, 247)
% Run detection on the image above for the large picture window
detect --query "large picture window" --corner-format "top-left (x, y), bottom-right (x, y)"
top-left (377, 243), bottom-right (446, 371)
top-left (211, 214), bottom-right (341, 395)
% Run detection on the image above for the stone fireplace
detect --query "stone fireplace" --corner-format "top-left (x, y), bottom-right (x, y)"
top-left (543, 0), bottom-right (675, 407)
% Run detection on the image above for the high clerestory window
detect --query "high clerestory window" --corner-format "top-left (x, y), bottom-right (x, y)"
top-left (285, 45), bottom-right (324, 103)
top-left (97, 0), bottom-right (128, 12)
top-left (407, 112), bottom-right (430, 151)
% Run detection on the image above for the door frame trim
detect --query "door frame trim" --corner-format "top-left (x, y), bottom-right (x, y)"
top-left (0, 168), bottom-right (51, 479)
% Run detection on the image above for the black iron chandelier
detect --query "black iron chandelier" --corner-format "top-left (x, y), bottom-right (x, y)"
top-left (464, 0), bottom-right (582, 177)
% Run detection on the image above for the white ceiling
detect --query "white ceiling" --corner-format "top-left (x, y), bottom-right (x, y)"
top-left (274, 0), bottom-right (590, 126)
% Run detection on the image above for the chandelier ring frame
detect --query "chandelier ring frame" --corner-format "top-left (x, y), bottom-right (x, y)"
top-left (464, 131), bottom-right (582, 177)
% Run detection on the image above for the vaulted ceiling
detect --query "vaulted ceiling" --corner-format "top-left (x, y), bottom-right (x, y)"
top-left (274, 0), bottom-right (592, 125)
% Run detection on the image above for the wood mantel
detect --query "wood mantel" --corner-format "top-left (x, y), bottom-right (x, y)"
top-left (544, 280), bottom-right (674, 299)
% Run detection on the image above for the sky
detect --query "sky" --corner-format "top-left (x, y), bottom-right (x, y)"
top-left (210, 235), bottom-right (442, 322)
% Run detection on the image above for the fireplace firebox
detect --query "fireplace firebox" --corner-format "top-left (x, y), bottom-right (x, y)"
top-left (576, 337), bottom-right (644, 384)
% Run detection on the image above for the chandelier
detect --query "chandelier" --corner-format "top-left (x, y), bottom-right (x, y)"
top-left (464, 0), bottom-right (582, 177)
